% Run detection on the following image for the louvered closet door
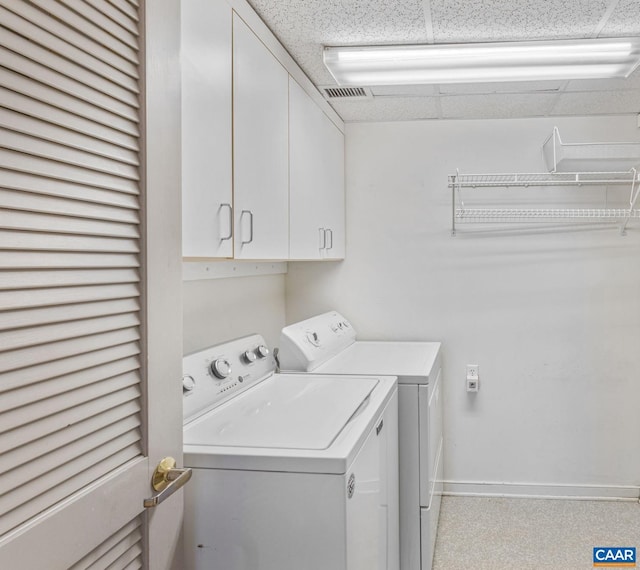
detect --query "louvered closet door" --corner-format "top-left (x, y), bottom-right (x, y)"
top-left (0, 1), bottom-right (183, 569)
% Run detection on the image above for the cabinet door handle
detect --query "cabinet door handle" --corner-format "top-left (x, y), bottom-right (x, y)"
top-left (325, 228), bottom-right (333, 250)
top-left (319, 227), bottom-right (326, 249)
top-left (220, 203), bottom-right (232, 241)
top-left (241, 209), bottom-right (254, 245)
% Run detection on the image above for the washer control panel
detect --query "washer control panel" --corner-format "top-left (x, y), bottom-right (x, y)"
top-left (279, 311), bottom-right (357, 372)
top-left (182, 334), bottom-right (277, 423)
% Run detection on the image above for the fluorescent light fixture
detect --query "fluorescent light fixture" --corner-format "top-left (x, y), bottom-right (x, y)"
top-left (323, 37), bottom-right (640, 86)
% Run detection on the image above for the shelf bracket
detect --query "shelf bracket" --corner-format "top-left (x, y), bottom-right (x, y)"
top-left (451, 169), bottom-right (459, 237)
top-left (620, 168), bottom-right (639, 236)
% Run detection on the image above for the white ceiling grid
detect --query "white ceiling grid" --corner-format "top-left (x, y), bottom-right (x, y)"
top-left (421, 0), bottom-right (436, 42)
top-left (246, 0), bottom-right (640, 121)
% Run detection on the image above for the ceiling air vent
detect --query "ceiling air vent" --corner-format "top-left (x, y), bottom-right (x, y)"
top-left (321, 86), bottom-right (373, 100)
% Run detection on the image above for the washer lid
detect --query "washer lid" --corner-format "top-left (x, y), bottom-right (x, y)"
top-left (184, 374), bottom-right (378, 450)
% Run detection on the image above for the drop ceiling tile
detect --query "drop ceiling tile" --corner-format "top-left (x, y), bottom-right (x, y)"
top-left (565, 68), bottom-right (640, 92)
top-left (551, 91), bottom-right (640, 115)
top-left (429, 0), bottom-right (610, 42)
top-left (600, 0), bottom-right (640, 36)
top-left (246, 0), bottom-right (429, 86)
top-left (441, 93), bottom-right (558, 119)
top-left (438, 80), bottom-right (563, 95)
top-left (371, 85), bottom-right (438, 96)
top-left (247, 0), bottom-right (428, 43)
top-left (330, 96), bottom-right (439, 122)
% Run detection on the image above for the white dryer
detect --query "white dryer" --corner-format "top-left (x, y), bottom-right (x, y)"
top-left (182, 334), bottom-right (399, 570)
top-left (279, 312), bottom-right (443, 570)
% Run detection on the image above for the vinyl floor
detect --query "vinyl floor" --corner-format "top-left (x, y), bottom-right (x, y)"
top-left (432, 496), bottom-right (640, 569)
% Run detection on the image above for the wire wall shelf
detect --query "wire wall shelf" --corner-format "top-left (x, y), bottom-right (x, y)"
top-left (449, 171), bottom-right (638, 188)
top-left (542, 127), bottom-right (640, 173)
top-left (449, 169), bottom-right (640, 236)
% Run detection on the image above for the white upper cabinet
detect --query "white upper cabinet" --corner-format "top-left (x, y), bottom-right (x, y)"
top-left (233, 14), bottom-right (290, 260)
top-left (289, 78), bottom-right (345, 260)
top-left (181, 0), bottom-right (233, 258)
top-left (181, 3), bottom-right (344, 261)
top-left (321, 113), bottom-right (346, 260)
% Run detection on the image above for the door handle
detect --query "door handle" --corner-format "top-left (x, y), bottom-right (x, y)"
top-left (319, 227), bottom-right (326, 249)
top-left (220, 203), bottom-right (232, 241)
top-left (143, 457), bottom-right (192, 508)
top-left (241, 209), bottom-right (254, 245)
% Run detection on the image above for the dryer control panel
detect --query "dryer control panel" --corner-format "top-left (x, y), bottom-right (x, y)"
top-left (182, 334), bottom-right (276, 423)
top-left (279, 311), bottom-right (357, 372)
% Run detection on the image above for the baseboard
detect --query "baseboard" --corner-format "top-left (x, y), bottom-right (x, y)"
top-left (443, 480), bottom-right (640, 502)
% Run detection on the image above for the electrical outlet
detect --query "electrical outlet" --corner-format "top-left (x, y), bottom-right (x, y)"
top-left (466, 364), bottom-right (479, 392)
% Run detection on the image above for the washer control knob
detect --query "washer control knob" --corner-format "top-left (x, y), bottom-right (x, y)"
top-left (306, 331), bottom-right (320, 346)
top-left (242, 350), bottom-right (257, 364)
top-left (256, 345), bottom-right (270, 358)
top-left (182, 375), bottom-right (195, 393)
top-left (210, 358), bottom-right (231, 379)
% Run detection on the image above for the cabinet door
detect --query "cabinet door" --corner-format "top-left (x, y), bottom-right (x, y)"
top-left (289, 78), bottom-right (346, 260)
top-left (233, 14), bottom-right (289, 260)
top-left (289, 78), bottom-right (325, 260)
top-left (322, 118), bottom-right (346, 260)
top-left (181, 0), bottom-right (233, 258)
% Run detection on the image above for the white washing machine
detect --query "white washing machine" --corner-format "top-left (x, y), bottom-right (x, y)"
top-left (182, 334), bottom-right (399, 570)
top-left (279, 312), bottom-right (443, 570)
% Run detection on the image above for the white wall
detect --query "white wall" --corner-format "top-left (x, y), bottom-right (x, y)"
top-left (285, 115), bottom-right (640, 498)
top-left (183, 274), bottom-right (286, 354)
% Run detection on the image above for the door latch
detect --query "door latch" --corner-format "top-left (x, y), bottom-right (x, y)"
top-left (143, 457), bottom-right (192, 508)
